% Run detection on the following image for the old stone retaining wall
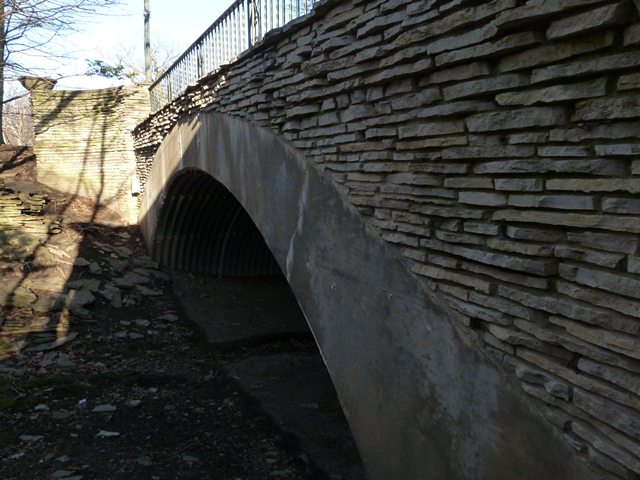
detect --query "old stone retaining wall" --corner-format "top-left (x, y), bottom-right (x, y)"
top-left (27, 79), bottom-right (149, 225)
top-left (133, 0), bottom-right (640, 477)
top-left (0, 178), bottom-right (61, 262)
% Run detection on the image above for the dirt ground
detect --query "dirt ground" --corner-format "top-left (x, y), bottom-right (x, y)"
top-left (0, 148), bottom-right (364, 480)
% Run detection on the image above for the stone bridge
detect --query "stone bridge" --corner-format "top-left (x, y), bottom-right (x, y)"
top-left (28, 0), bottom-right (640, 479)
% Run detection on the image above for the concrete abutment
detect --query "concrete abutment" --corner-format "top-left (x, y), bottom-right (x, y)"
top-left (138, 111), bottom-right (595, 480)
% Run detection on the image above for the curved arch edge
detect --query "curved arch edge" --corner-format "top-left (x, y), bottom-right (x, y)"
top-left (139, 112), bottom-right (598, 480)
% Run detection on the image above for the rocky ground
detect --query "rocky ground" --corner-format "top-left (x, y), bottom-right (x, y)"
top-left (0, 148), bottom-right (364, 480)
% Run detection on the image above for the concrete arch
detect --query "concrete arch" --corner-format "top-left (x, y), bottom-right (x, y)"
top-left (139, 112), bottom-right (596, 480)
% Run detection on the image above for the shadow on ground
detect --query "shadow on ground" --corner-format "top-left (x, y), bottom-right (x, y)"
top-left (0, 147), bottom-right (365, 480)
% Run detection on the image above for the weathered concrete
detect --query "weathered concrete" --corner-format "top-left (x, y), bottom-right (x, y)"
top-left (20, 0), bottom-right (640, 476)
top-left (132, 2), bottom-right (640, 476)
top-left (140, 112), bottom-right (596, 480)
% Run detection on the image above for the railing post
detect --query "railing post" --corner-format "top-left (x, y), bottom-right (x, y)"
top-left (247, 0), bottom-right (254, 48)
top-left (150, 0), bottom-right (314, 112)
top-left (247, 0), bottom-right (261, 48)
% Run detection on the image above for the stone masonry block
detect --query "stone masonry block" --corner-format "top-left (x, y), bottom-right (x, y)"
top-left (475, 158), bottom-right (625, 176)
top-left (577, 358), bottom-right (640, 397)
top-left (442, 145), bottom-right (535, 159)
top-left (573, 387), bottom-right (640, 439)
top-left (463, 222), bottom-right (500, 236)
top-left (396, 136), bottom-right (469, 149)
top-left (426, 0), bottom-right (516, 38)
top-left (421, 62), bottom-right (490, 85)
top-left (573, 94), bottom-right (640, 121)
top-left (493, 210), bottom-right (640, 234)
top-left (503, 284), bottom-right (640, 335)
top-left (498, 31), bottom-right (614, 72)
top-left (624, 22), bottom-right (640, 46)
top-left (554, 245), bottom-right (625, 269)
top-left (286, 104), bottom-right (321, 118)
top-left (557, 281), bottom-right (640, 323)
top-left (398, 120), bottom-right (466, 138)
top-left (470, 291), bottom-right (544, 322)
top-left (518, 347), bottom-right (640, 411)
top-left (629, 256), bottom-right (640, 275)
top-left (488, 238), bottom-right (554, 257)
top-left (496, 78), bottom-right (607, 106)
top-left (459, 191), bottom-right (507, 206)
top-left (444, 177), bottom-right (494, 189)
top-left (448, 297), bottom-right (511, 326)
top-left (390, 88), bottom-right (441, 111)
top-left (506, 226), bottom-right (565, 242)
top-left (443, 73), bottom-right (528, 101)
top-left (496, 0), bottom-right (615, 30)
top-left (571, 421), bottom-right (640, 475)
top-left (595, 143), bottom-right (640, 156)
top-left (466, 107), bottom-right (567, 132)
top-left (532, 52), bottom-right (640, 84)
top-left (567, 231), bottom-right (639, 255)
top-left (435, 31), bottom-right (541, 67)
top-left (546, 2), bottom-right (632, 40)
top-left (551, 121), bottom-right (640, 143)
top-left (448, 244), bottom-right (557, 276)
top-left (508, 194), bottom-right (596, 211)
top-left (602, 198), bottom-right (640, 215)
top-left (537, 145), bottom-right (590, 157)
top-left (411, 263), bottom-right (493, 293)
top-left (559, 264), bottom-right (640, 300)
top-left (618, 72), bottom-right (640, 90)
top-left (388, 173), bottom-right (441, 186)
top-left (416, 100), bottom-right (495, 119)
top-left (427, 22), bottom-right (499, 55)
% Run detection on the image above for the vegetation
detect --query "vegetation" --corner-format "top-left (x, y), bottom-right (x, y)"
top-left (0, 0), bottom-right (120, 143)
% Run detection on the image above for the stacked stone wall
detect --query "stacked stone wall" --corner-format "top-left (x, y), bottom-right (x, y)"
top-left (28, 83), bottom-right (149, 225)
top-left (133, 0), bottom-right (640, 477)
top-left (0, 178), bottom-right (61, 262)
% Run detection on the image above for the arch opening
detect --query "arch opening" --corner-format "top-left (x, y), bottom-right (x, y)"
top-left (139, 111), bottom-right (601, 480)
top-left (152, 168), bottom-right (367, 479)
top-left (153, 168), bottom-right (280, 277)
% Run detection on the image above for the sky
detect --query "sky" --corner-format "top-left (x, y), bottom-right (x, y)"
top-left (12, 0), bottom-right (233, 90)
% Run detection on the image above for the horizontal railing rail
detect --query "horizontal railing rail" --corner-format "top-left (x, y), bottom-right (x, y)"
top-left (149, 0), bottom-right (318, 112)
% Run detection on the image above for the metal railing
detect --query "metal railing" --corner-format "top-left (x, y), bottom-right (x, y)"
top-left (149, 0), bottom-right (317, 112)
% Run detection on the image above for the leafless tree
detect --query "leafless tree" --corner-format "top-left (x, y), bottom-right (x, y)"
top-left (3, 87), bottom-right (32, 146)
top-left (116, 40), bottom-right (177, 84)
top-left (0, 0), bottom-right (120, 143)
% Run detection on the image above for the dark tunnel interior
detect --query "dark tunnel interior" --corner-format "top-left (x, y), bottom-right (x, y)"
top-left (152, 169), bottom-right (281, 276)
top-left (150, 168), bottom-right (366, 479)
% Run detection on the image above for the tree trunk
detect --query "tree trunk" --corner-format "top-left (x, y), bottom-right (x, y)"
top-left (0, 0), bottom-right (6, 145)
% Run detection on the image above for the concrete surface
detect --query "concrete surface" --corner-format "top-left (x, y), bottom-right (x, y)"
top-left (140, 112), bottom-right (598, 480)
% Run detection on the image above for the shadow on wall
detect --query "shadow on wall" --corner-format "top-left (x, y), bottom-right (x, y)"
top-left (0, 84), bottom-right (130, 358)
top-left (0, 144), bottom-right (367, 480)
top-left (23, 77), bottom-right (150, 225)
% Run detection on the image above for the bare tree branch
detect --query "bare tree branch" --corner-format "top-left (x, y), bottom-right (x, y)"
top-left (0, 0), bottom-right (121, 143)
